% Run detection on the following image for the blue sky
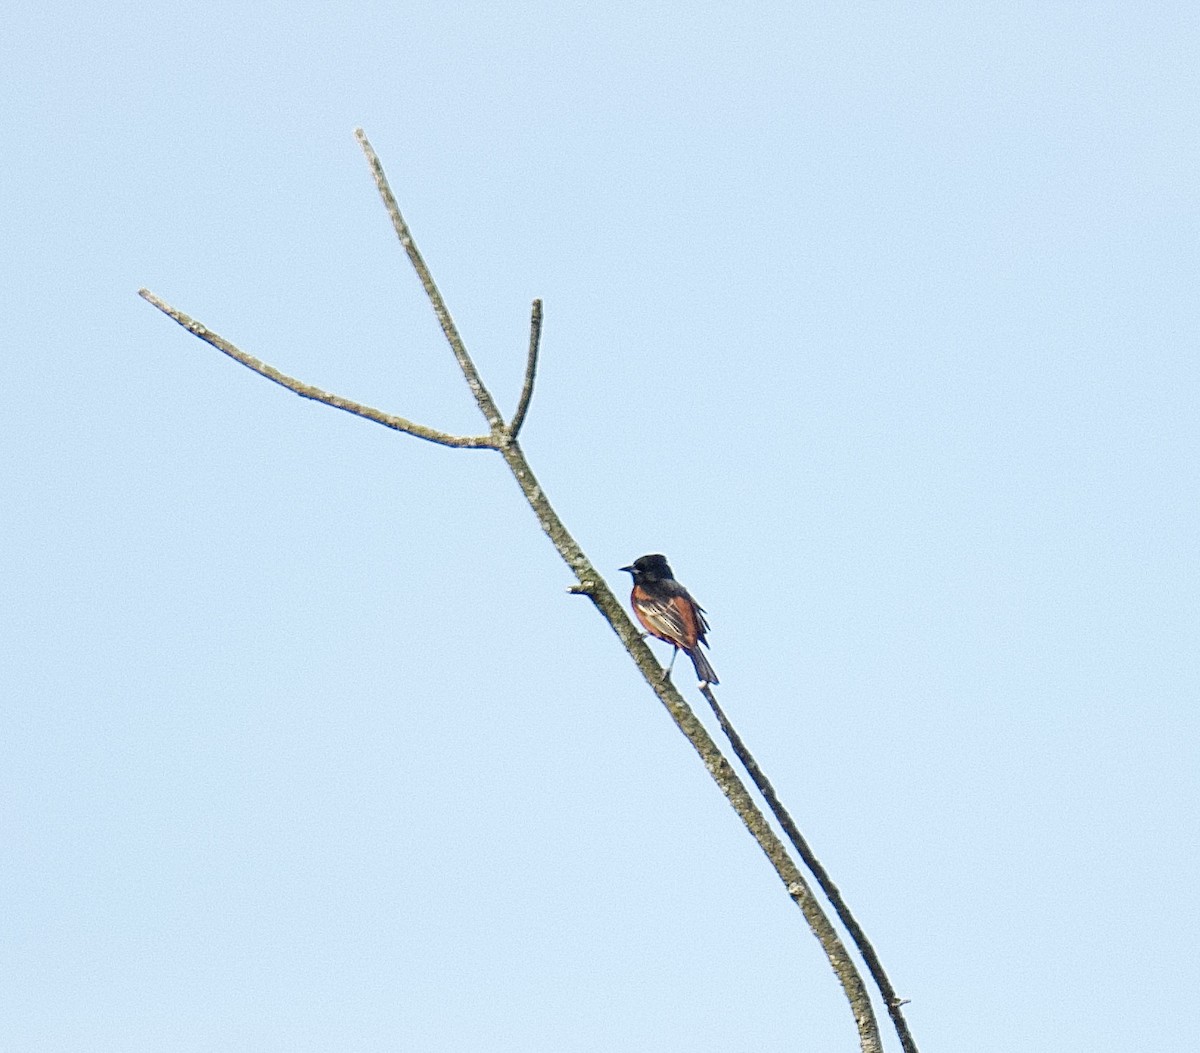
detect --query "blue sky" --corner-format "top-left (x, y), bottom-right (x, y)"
top-left (3, 2), bottom-right (1197, 1050)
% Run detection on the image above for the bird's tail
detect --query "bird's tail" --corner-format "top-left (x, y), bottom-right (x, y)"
top-left (688, 647), bottom-right (719, 686)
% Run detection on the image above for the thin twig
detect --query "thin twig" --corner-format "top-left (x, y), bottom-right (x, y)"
top-left (509, 299), bottom-right (542, 439)
top-left (355, 128), bottom-right (508, 439)
top-left (565, 575), bottom-right (883, 1053)
top-left (137, 289), bottom-right (497, 450)
top-left (699, 683), bottom-right (919, 1053)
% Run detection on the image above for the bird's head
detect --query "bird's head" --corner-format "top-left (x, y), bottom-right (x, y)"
top-left (620, 553), bottom-right (674, 584)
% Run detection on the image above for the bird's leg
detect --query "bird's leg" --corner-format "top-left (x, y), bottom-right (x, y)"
top-left (662, 647), bottom-right (678, 682)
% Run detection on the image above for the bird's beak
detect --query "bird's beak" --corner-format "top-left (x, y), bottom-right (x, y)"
top-left (619, 565), bottom-right (633, 573)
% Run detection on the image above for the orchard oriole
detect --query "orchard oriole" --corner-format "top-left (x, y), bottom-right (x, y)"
top-left (620, 553), bottom-right (718, 685)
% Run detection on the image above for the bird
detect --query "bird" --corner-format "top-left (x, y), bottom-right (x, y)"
top-left (620, 553), bottom-right (718, 685)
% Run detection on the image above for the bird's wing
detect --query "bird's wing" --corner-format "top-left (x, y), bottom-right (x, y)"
top-left (633, 593), bottom-right (692, 647)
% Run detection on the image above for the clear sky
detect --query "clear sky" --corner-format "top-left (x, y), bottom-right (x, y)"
top-left (3, 2), bottom-right (1197, 1050)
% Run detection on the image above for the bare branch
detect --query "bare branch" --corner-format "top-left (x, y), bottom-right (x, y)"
top-left (354, 128), bottom-right (508, 439)
top-left (509, 299), bottom-right (542, 439)
top-left (138, 132), bottom-right (904, 1053)
top-left (138, 289), bottom-right (498, 450)
top-left (699, 683), bottom-right (918, 1053)
top-left (355, 132), bottom-right (886, 1047)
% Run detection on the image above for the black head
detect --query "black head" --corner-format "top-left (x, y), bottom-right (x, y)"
top-left (620, 553), bottom-right (675, 583)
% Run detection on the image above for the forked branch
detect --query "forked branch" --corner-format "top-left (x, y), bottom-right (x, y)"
top-left (139, 128), bottom-right (895, 1053)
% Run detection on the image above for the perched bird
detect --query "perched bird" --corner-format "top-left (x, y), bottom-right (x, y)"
top-left (620, 553), bottom-right (718, 685)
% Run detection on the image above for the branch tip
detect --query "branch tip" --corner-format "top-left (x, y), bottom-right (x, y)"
top-left (354, 129), bottom-right (508, 438)
top-left (138, 289), bottom-right (498, 450)
top-left (509, 298), bottom-right (543, 439)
